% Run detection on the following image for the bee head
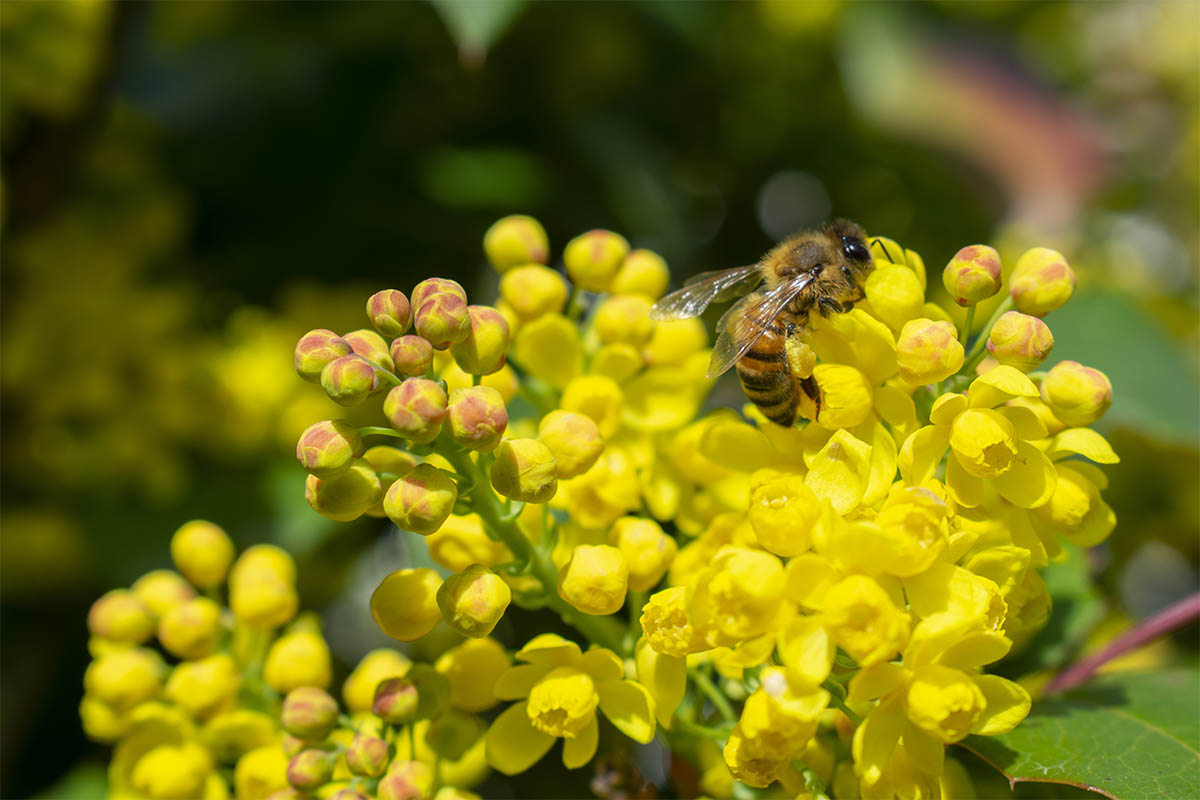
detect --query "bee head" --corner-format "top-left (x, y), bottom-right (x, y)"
top-left (828, 219), bottom-right (871, 264)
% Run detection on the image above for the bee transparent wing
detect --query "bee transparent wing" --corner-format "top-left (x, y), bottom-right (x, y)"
top-left (650, 264), bottom-right (762, 321)
top-left (706, 272), bottom-right (817, 378)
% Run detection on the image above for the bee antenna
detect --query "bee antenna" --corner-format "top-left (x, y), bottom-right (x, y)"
top-left (871, 237), bottom-right (898, 263)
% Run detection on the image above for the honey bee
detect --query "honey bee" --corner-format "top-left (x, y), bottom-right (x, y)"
top-left (651, 219), bottom-right (875, 427)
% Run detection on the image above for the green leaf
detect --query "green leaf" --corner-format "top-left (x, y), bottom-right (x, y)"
top-left (36, 763), bottom-right (107, 799)
top-left (962, 669), bottom-right (1200, 799)
top-left (430, 0), bottom-right (526, 64)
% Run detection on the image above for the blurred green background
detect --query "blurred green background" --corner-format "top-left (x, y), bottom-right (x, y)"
top-left (1, 1), bottom-right (1196, 796)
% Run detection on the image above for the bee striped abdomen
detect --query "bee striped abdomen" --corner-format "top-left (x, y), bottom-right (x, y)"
top-left (735, 326), bottom-right (798, 426)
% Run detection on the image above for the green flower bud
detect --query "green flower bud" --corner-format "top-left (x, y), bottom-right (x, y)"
top-left (436, 564), bottom-right (511, 638)
top-left (170, 520), bottom-right (235, 589)
top-left (611, 248), bottom-right (670, 299)
top-left (305, 458), bottom-right (382, 523)
top-left (378, 761), bottom-right (433, 800)
top-left (415, 293), bottom-right (472, 350)
top-left (987, 311), bottom-right (1054, 372)
top-left (368, 290), bottom-right (413, 337)
top-left (490, 438), bottom-right (557, 503)
top-left (321, 355), bottom-right (379, 407)
top-left (1010, 247), bottom-right (1075, 317)
top-left (390, 335), bottom-right (435, 377)
top-left (84, 648), bottom-right (164, 711)
top-left (281, 687), bottom-right (339, 742)
top-left (383, 463), bottom-right (458, 535)
top-left (345, 733), bottom-right (389, 777)
top-left (343, 328), bottom-right (396, 372)
top-left (287, 749), bottom-right (335, 792)
top-left (295, 420), bottom-right (365, 478)
top-left (564, 229), bottom-right (630, 292)
top-left (363, 445), bottom-right (418, 518)
top-left (371, 569), bottom-right (443, 642)
top-left (411, 277), bottom-right (467, 309)
top-left (88, 589), bottom-right (154, 643)
top-left (1040, 360), bottom-right (1113, 427)
top-left (536, 410), bottom-right (604, 479)
top-left (158, 596), bottom-right (222, 659)
top-left (446, 386), bottom-right (508, 452)
top-left (499, 265), bottom-right (568, 322)
top-left (450, 305), bottom-right (509, 375)
top-left (896, 319), bottom-right (965, 385)
top-left (424, 709), bottom-right (482, 761)
top-left (942, 245), bottom-right (1002, 306)
top-left (384, 379), bottom-right (447, 444)
top-left (295, 329), bottom-right (352, 383)
top-left (483, 214), bottom-right (549, 272)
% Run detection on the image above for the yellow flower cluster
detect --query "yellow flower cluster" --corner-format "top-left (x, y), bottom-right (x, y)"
top-left (285, 215), bottom-right (1117, 798)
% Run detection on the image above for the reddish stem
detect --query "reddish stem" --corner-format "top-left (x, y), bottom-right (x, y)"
top-left (1044, 590), bottom-right (1200, 696)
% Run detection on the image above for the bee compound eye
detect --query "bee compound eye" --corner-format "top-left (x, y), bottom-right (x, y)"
top-left (842, 238), bottom-right (870, 261)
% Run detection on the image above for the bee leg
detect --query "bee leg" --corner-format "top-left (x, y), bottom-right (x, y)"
top-left (845, 286), bottom-right (866, 304)
top-left (817, 297), bottom-right (845, 317)
top-left (786, 322), bottom-right (796, 337)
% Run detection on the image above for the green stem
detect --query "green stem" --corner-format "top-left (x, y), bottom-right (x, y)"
top-left (960, 304), bottom-right (976, 344)
top-left (472, 373), bottom-right (482, 386)
top-left (822, 678), bottom-right (862, 726)
top-left (565, 284), bottom-right (584, 322)
top-left (961, 296), bottom-right (1014, 367)
top-left (673, 716), bottom-right (734, 740)
top-left (691, 668), bottom-right (737, 723)
top-left (357, 426), bottom-right (404, 439)
top-left (798, 764), bottom-right (832, 800)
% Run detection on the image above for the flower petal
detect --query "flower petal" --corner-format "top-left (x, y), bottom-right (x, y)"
top-left (903, 721), bottom-right (945, 775)
top-left (562, 715), bottom-right (599, 769)
top-left (929, 393), bottom-right (968, 425)
top-left (597, 679), bottom-right (656, 744)
top-left (848, 662), bottom-right (907, 703)
top-left (580, 648), bottom-right (623, 683)
top-left (515, 634), bottom-right (582, 666)
top-left (861, 421), bottom-right (898, 509)
top-left (485, 701), bottom-right (556, 774)
top-left (937, 631), bottom-right (1012, 671)
top-left (994, 440), bottom-right (1057, 508)
top-left (898, 425), bottom-right (950, 485)
top-left (946, 454), bottom-right (986, 508)
top-left (1046, 428), bottom-right (1119, 464)
top-left (806, 429), bottom-right (872, 514)
top-left (997, 404), bottom-right (1048, 441)
top-left (635, 639), bottom-right (685, 729)
top-left (493, 663), bottom-right (554, 700)
top-left (778, 616), bottom-right (833, 686)
top-left (968, 366), bottom-right (1038, 408)
top-left (971, 675), bottom-right (1031, 735)
top-left (852, 691), bottom-right (905, 785)
top-left (876, 384), bottom-right (918, 437)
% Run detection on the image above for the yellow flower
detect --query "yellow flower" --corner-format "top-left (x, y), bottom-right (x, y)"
top-left (640, 586), bottom-right (708, 657)
top-left (560, 445), bottom-right (641, 528)
top-left (811, 363), bottom-right (874, 429)
top-left (820, 575), bottom-right (909, 667)
top-left (560, 375), bottom-right (624, 438)
top-left (435, 637), bottom-right (511, 713)
top-left (485, 635), bottom-right (655, 773)
top-left (688, 546), bottom-right (785, 647)
top-left (610, 516), bottom-right (676, 591)
top-left (634, 637), bottom-right (685, 728)
top-left (263, 630), bottom-right (332, 693)
top-left (557, 544), bottom-right (629, 615)
top-left (748, 474), bottom-right (820, 557)
top-left (642, 317), bottom-right (707, 367)
top-left (305, 458), bottom-right (383, 524)
top-left (864, 266), bottom-right (925, 331)
top-left (723, 670), bottom-right (828, 787)
top-left (1032, 463), bottom-right (1117, 547)
top-left (512, 314), bottom-right (583, 388)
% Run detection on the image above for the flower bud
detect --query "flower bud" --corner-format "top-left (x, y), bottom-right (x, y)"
top-left (158, 596), bottom-right (222, 659)
top-left (425, 709), bottom-right (482, 761)
top-left (321, 355), bottom-right (379, 407)
top-left (343, 649), bottom-right (411, 713)
top-left (437, 564), bottom-right (511, 638)
top-left (131, 570), bottom-right (195, 619)
top-left (864, 266), bottom-right (925, 331)
top-left (1040, 360), bottom-right (1113, 427)
top-left (987, 311), bottom-right (1054, 372)
top-left (372, 676), bottom-right (419, 723)
top-left (231, 543), bottom-right (296, 585)
top-left (446, 386), bottom-right (508, 452)
top-left (346, 733), bottom-right (390, 777)
top-left (434, 637), bottom-right (510, 713)
top-left (513, 313), bottom-right (583, 388)
top-left (264, 631), bottom-right (332, 693)
top-left (560, 374), bottom-right (624, 438)
top-left (425, 513), bottom-right (506, 571)
top-left (330, 790), bottom-right (370, 800)
top-left (384, 379), bottom-right (447, 444)
top-left (169, 520), bottom-right (235, 589)
top-left (591, 343), bottom-right (643, 382)
top-left (412, 277), bottom-right (468, 308)
top-left (378, 761), bottom-right (433, 800)
top-left (942, 245), bottom-right (1002, 306)
top-left (281, 734), bottom-right (305, 759)
top-left (748, 475), bottom-right (820, 558)
top-left (594, 295), bottom-right (656, 347)
top-left (415, 294), bottom-right (471, 350)
top-left (235, 746), bottom-right (290, 800)
top-left (165, 653), bottom-right (240, 718)
top-left (896, 319), bottom-right (965, 386)
top-left (499, 265), bottom-right (568, 321)
top-left (611, 249), bottom-right (670, 299)
top-left (490, 438), bottom-right (557, 503)
top-left (611, 517), bottom-right (676, 591)
top-left (643, 318), bottom-right (707, 367)
top-left (295, 329), bottom-right (352, 383)
top-left (1010, 247), bottom-right (1075, 316)
top-left (450, 305), bottom-right (510, 376)
top-left (371, 568), bottom-right (443, 641)
top-left (811, 363), bottom-right (874, 429)
top-left (564, 229), bottom-right (630, 292)
top-left (537, 410), bottom-right (604, 479)
top-left (131, 743), bottom-right (212, 800)
top-left (295, 420), bottom-right (364, 479)
top-left (305, 459), bottom-right (382, 523)
top-left (383, 463), bottom-right (458, 535)
top-left (484, 214), bottom-right (550, 272)
top-left (84, 648), bottom-right (164, 711)
top-left (558, 544), bottom-right (629, 615)
top-left (368, 290), bottom-right (413, 338)
top-left (287, 749), bottom-right (335, 792)
top-left (88, 589), bottom-right (154, 643)
top-left (390, 335), bottom-right (435, 377)
top-left (281, 687), bottom-right (338, 741)
top-left (343, 328), bottom-right (396, 372)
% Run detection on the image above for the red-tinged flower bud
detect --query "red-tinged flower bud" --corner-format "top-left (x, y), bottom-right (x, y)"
top-left (611, 249), bottom-right (670, 299)
top-left (296, 420), bottom-right (364, 478)
top-left (943, 245), bottom-right (1002, 306)
top-left (411, 278), bottom-right (467, 309)
top-left (896, 319), bottom-right (965, 386)
top-left (281, 687), bottom-right (339, 741)
top-left (287, 749), bottom-right (335, 792)
top-left (1010, 247), bottom-right (1075, 317)
top-left (383, 379), bottom-right (447, 444)
top-left (88, 589), bottom-right (155, 644)
top-left (363, 445), bottom-right (418, 518)
top-left (1040, 360), bottom-right (1113, 427)
top-left (321, 355), bottom-right (379, 407)
top-left (446, 386), bottom-right (508, 452)
top-left (383, 463), bottom-right (458, 535)
top-left (378, 761), bottom-right (433, 800)
top-left (305, 459), bottom-right (382, 523)
top-left (368, 290), bottom-right (413, 338)
top-left (436, 564), bottom-right (511, 638)
top-left (329, 790), bottom-right (370, 800)
top-left (483, 214), bottom-right (550, 272)
top-left (499, 265), bottom-right (568, 322)
top-left (489, 438), bottom-right (557, 503)
top-left (390, 335), bottom-right (435, 377)
top-left (425, 709), bottom-right (482, 761)
top-left (536, 410), bottom-right (604, 479)
top-left (415, 294), bottom-right (471, 350)
top-left (450, 306), bottom-right (509, 375)
top-left (987, 311), bottom-right (1054, 372)
top-left (281, 733), bottom-right (304, 758)
top-left (374, 665), bottom-right (449, 723)
top-left (343, 329), bottom-right (396, 372)
top-left (295, 329), bottom-right (352, 383)
top-left (346, 733), bottom-right (390, 777)
top-left (564, 229), bottom-right (630, 292)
